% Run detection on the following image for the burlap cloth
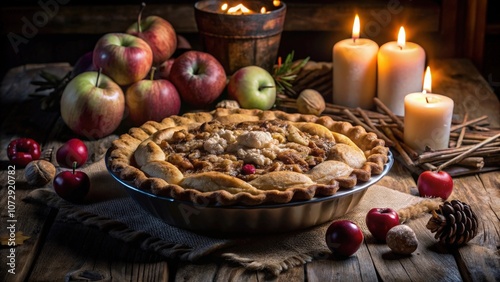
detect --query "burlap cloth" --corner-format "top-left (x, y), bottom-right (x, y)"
top-left (25, 157), bottom-right (441, 276)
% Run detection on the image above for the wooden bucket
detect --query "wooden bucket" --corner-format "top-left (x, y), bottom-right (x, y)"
top-left (194, 0), bottom-right (286, 75)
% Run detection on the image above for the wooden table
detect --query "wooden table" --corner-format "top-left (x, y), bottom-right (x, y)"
top-left (0, 59), bottom-right (499, 281)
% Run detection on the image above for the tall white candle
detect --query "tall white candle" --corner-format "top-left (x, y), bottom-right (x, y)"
top-left (333, 15), bottom-right (379, 109)
top-left (404, 67), bottom-right (454, 152)
top-left (378, 27), bottom-right (425, 116)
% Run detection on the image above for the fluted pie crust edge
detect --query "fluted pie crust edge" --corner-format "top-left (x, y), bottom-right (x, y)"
top-left (107, 108), bottom-right (389, 206)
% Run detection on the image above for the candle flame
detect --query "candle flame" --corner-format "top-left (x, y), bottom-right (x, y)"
top-left (352, 15), bottom-right (360, 42)
top-left (397, 26), bottom-right (406, 49)
top-left (221, 3), bottom-right (228, 11)
top-left (423, 66), bottom-right (432, 93)
top-left (273, 0), bottom-right (280, 6)
top-left (260, 7), bottom-right (267, 13)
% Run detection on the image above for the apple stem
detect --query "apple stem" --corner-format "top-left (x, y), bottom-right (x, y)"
top-left (96, 68), bottom-right (102, 87)
top-left (259, 85), bottom-right (275, 91)
top-left (137, 2), bottom-right (146, 33)
top-left (150, 67), bottom-right (156, 80)
top-left (72, 161), bottom-right (77, 174)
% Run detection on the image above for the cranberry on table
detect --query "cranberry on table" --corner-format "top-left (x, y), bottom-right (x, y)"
top-left (56, 138), bottom-right (88, 168)
top-left (325, 220), bottom-right (364, 258)
top-left (417, 170), bottom-right (454, 200)
top-left (365, 207), bottom-right (400, 242)
top-left (7, 138), bottom-right (41, 167)
top-left (53, 164), bottom-right (90, 203)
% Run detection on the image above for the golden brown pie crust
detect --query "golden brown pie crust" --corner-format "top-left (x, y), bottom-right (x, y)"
top-left (108, 108), bottom-right (389, 206)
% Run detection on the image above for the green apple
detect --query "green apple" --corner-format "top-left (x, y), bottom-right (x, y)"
top-left (227, 66), bottom-right (276, 110)
top-left (61, 71), bottom-right (125, 139)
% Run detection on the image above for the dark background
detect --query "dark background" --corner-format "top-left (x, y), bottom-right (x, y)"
top-left (1, 0), bottom-right (499, 98)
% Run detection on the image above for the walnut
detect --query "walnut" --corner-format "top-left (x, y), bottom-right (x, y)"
top-left (24, 160), bottom-right (56, 187)
top-left (386, 225), bottom-right (418, 255)
top-left (296, 89), bottom-right (326, 115)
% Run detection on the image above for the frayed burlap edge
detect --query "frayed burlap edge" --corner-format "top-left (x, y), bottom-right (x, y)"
top-left (221, 252), bottom-right (315, 276)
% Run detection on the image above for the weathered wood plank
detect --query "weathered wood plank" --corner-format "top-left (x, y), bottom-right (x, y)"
top-left (450, 173), bottom-right (500, 281)
top-left (0, 177), bottom-right (57, 282)
top-left (0, 2), bottom-right (440, 34)
top-left (366, 217), bottom-right (463, 281)
top-left (377, 161), bottom-right (417, 194)
top-left (305, 245), bottom-right (378, 282)
top-left (27, 217), bottom-right (170, 281)
top-left (431, 59), bottom-right (500, 127)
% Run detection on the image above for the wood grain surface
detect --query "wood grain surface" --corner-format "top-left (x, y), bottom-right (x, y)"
top-left (0, 59), bottom-right (498, 281)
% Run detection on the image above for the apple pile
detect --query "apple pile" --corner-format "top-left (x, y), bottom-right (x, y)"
top-left (59, 2), bottom-right (285, 139)
top-left (59, 3), bottom-right (230, 138)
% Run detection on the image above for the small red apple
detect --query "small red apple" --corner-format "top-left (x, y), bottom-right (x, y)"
top-left (169, 50), bottom-right (226, 109)
top-left (325, 220), bottom-right (364, 258)
top-left (56, 138), bottom-right (88, 168)
top-left (126, 3), bottom-right (177, 65)
top-left (365, 207), bottom-right (400, 242)
top-left (125, 68), bottom-right (181, 126)
top-left (53, 164), bottom-right (90, 203)
top-left (93, 32), bottom-right (153, 86)
top-left (7, 138), bottom-right (41, 167)
top-left (417, 170), bottom-right (453, 200)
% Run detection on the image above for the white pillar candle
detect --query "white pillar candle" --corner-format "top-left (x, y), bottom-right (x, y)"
top-left (333, 15), bottom-right (379, 109)
top-left (377, 27), bottom-right (425, 116)
top-left (403, 67), bottom-right (454, 152)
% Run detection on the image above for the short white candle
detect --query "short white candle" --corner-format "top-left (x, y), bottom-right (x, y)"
top-left (333, 15), bottom-right (379, 109)
top-left (403, 67), bottom-right (454, 152)
top-left (378, 27), bottom-right (425, 116)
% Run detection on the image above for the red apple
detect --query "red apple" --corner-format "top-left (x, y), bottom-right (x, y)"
top-left (365, 207), bottom-right (400, 242)
top-left (93, 32), bottom-right (153, 86)
top-left (227, 66), bottom-right (276, 110)
top-left (176, 35), bottom-right (192, 50)
top-left (7, 138), bottom-right (41, 167)
top-left (417, 170), bottom-right (454, 200)
top-left (56, 138), bottom-right (88, 168)
top-left (325, 220), bottom-right (364, 258)
top-left (125, 68), bottom-right (181, 126)
top-left (126, 3), bottom-right (177, 65)
top-left (60, 71), bottom-right (125, 139)
top-left (169, 50), bottom-right (226, 109)
top-left (155, 58), bottom-right (175, 80)
top-left (53, 165), bottom-right (90, 203)
top-left (71, 51), bottom-right (97, 78)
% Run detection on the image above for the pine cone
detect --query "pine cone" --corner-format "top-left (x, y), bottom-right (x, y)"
top-left (426, 200), bottom-right (479, 246)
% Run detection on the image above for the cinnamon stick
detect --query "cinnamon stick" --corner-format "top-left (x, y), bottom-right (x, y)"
top-left (380, 119), bottom-right (414, 167)
top-left (457, 157), bottom-right (485, 169)
top-left (436, 133), bottom-right (500, 171)
top-left (456, 113), bottom-right (468, 148)
top-left (450, 115), bottom-right (488, 132)
top-left (417, 142), bottom-right (500, 163)
top-left (344, 108), bottom-right (394, 146)
top-left (374, 97), bottom-right (404, 130)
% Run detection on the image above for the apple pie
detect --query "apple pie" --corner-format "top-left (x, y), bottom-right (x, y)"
top-left (108, 108), bottom-right (389, 205)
